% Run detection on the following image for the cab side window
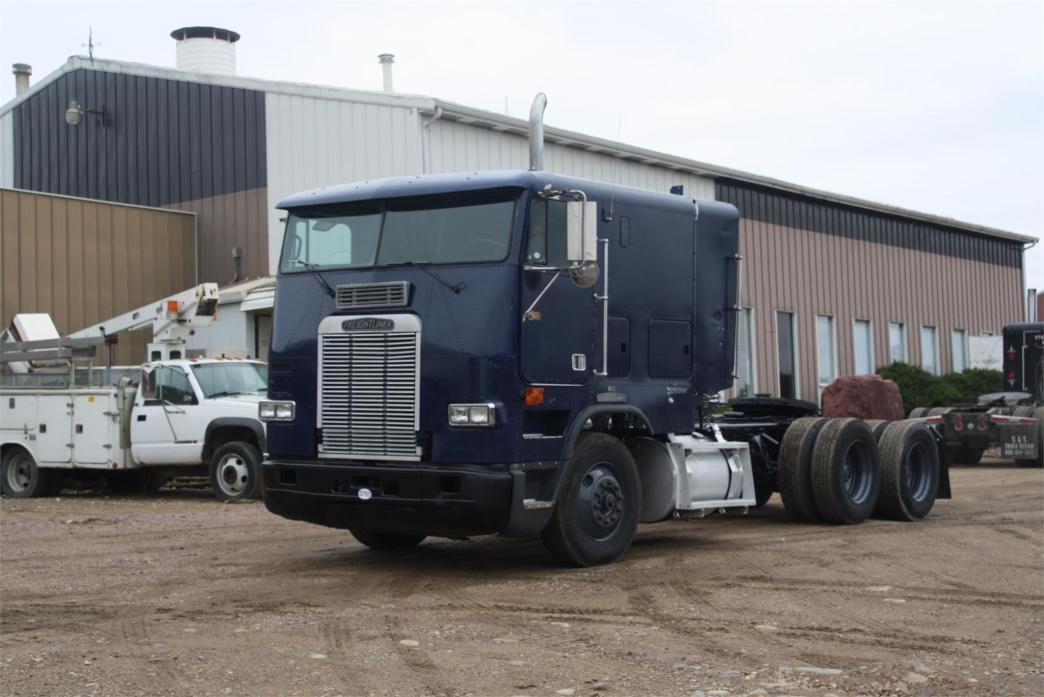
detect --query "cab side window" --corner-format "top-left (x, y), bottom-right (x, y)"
top-left (150, 366), bottom-right (198, 405)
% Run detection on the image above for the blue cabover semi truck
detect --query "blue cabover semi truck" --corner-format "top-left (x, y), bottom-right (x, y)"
top-left (259, 98), bottom-right (949, 566)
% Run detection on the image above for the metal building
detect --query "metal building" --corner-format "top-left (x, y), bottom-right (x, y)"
top-left (0, 27), bottom-right (1034, 397)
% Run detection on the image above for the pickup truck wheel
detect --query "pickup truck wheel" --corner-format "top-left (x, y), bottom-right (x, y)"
top-left (778, 417), bottom-right (829, 522)
top-left (811, 418), bottom-right (881, 524)
top-left (541, 433), bottom-right (640, 567)
top-left (1, 449), bottom-right (51, 498)
top-left (875, 421), bottom-right (939, 521)
top-left (210, 442), bottom-right (261, 502)
top-left (349, 529), bottom-right (426, 550)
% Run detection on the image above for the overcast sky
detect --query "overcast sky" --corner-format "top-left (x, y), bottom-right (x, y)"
top-left (2, 0), bottom-right (1042, 290)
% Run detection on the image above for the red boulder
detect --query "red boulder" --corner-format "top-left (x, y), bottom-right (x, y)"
top-left (821, 375), bottom-right (905, 421)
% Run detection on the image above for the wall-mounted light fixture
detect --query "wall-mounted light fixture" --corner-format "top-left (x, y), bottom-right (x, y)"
top-left (65, 99), bottom-right (111, 127)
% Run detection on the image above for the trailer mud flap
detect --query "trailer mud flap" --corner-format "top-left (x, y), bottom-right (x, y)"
top-left (999, 424), bottom-right (1038, 460)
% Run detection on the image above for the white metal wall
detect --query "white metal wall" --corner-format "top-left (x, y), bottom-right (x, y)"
top-left (0, 111), bottom-right (13, 188)
top-left (264, 93), bottom-right (424, 273)
top-left (426, 119), bottom-right (715, 200)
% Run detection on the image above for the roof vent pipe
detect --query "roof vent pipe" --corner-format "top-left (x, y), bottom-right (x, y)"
top-left (171, 26), bottom-right (240, 75)
top-left (12, 63), bottom-right (31, 96)
top-left (529, 93), bottom-right (547, 171)
top-left (378, 53), bottom-right (395, 92)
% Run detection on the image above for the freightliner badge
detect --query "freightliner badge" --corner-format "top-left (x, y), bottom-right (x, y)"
top-left (342, 318), bottom-right (395, 331)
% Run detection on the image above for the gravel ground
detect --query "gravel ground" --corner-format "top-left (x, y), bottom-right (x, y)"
top-left (1, 459), bottom-right (1042, 697)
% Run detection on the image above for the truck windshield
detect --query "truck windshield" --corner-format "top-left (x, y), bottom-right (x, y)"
top-left (191, 363), bottom-right (268, 398)
top-left (279, 192), bottom-right (516, 272)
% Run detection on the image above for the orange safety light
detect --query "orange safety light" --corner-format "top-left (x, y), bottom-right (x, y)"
top-left (524, 387), bottom-right (545, 406)
top-left (166, 300), bottom-right (181, 314)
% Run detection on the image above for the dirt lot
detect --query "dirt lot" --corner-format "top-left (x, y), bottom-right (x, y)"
top-left (1, 460), bottom-right (1042, 697)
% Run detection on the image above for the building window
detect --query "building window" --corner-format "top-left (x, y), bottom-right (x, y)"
top-left (735, 308), bottom-right (756, 397)
top-left (777, 311), bottom-right (798, 399)
top-left (815, 315), bottom-right (837, 393)
top-left (889, 322), bottom-right (907, 364)
top-left (853, 319), bottom-right (874, 375)
top-left (921, 325), bottom-right (939, 375)
top-left (952, 329), bottom-right (967, 373)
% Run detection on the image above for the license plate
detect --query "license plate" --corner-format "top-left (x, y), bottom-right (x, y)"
top-left (1000, 424), bottom-right (1038, 459)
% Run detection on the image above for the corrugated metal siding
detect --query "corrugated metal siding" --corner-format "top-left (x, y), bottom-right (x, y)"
top-left (0, 188), bottom-right (197, 364)
top-left (717, 181), bottom-right (1024, 399)
top-left (10, 68), bottom-right (267, 282)
top-left (0, 112), bottom-right (12, 188)
top-left (11, 68), bottom-right (266, 206)
top-left (427, 119), bottom-right (716, 200)
top-left (718, 180), bottom-right (1021, 268)
top-left (263, 93), bottom-right (424, 273)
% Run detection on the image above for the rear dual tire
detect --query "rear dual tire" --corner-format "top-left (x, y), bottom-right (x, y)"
top-left (1, 448), bottom-right (53, 498)
top-left (875, 421), bottom-right (939, 521)
top-left (810, 419), bottom-right (881, 524)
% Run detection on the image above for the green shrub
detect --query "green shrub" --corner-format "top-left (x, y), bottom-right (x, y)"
top-left (942, 368), bottom-right (1003, 401)
top-left (876, 362), bottom-right (958, 414)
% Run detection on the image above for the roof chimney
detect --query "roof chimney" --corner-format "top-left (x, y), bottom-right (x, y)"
top-left (170, 26), bottom-right (240, 75)
top-left (378, 53), bottom-right (395, 92)
top-left (12, 63), bottom-right (31, 96)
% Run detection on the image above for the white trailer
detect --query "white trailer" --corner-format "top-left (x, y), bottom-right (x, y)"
top-left (1, 285), bottom-right (268, 501)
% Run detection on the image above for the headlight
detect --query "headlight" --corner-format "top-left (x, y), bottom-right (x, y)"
top-left (448, 403), bottom-right (496, 427)
top-left (259, 400), bottom-right (295, 422)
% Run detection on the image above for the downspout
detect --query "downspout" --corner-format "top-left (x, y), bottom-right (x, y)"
top-left (1024, 239), bottom-right (1037, 321)
top-left (421, 105), bottom-right (443, 174)
top-left (529, 93), bottom-right (547, 171)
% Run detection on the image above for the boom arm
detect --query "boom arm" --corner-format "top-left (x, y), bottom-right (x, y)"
top-left (67, 283), bottom-right (220, 362)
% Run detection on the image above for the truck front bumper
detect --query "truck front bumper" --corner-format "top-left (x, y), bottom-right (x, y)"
top-left (260, 459), bottom-right (558, 539)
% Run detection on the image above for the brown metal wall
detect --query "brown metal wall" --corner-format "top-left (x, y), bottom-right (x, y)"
top-left (717, 182), bottom-right (1024, 400)
top-left (169, 187), bottom-right (268, 284)
top-left (0, 188), bottom-right (196, 364)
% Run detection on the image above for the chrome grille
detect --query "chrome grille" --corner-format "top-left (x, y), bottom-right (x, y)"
top-left (335, 282), bottom-right (409, 310)
top-left (319, 330), bottom-right (420, 460)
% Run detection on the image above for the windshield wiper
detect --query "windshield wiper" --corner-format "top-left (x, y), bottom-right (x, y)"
top-left (207, 390), bottom-right (245, 399)
top-left (404, 261), bottom-right (467, 294)
top-left (304, 263), bottom-right (336, 298)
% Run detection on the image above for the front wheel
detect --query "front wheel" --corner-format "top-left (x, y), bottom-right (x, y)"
top-left (209, 442), bottom-right (261, 502)
top-left (1, 448), bottom-right (51, 498)
top-left (541, 433), bottom-right (641, 567)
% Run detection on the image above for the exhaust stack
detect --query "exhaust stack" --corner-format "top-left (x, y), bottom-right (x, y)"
top-left (378, 53), bottom-right (395, 92)
top-left (529, 93), bottom-right (547, 171)
top-left (12, 63), bottom-right (31, 96)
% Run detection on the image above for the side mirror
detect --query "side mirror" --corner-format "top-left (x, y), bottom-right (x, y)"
top-left (566, 200), bottom-right (597, 265)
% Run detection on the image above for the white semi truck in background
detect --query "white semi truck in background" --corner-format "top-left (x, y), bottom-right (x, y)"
top-left (0, 284), bottom-right (268, 501)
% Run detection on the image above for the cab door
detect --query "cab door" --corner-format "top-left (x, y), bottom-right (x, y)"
top-left (520, 197), bottom-right (597, 385)
top-left (130, 365), bottom-right (205, 464)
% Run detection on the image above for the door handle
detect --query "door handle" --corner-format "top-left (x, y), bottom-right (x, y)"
top-left (137, 414), bottom-right (146, 421)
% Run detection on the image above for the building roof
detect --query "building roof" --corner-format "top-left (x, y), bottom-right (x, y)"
top-left (2, 55), bottom-right (1035, 246)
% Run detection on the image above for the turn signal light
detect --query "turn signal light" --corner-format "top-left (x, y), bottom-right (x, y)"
top-left (166, 300), bottom-right (181, 313)
top-left (524, 387), bottom-right (544, 406)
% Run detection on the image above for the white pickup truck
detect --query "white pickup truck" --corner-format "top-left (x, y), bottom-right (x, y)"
top-left (1, 358), bottom-right (268, 502)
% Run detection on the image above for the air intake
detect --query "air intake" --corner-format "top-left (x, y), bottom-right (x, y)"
top-left (335, 282), bottom-right (410, 310)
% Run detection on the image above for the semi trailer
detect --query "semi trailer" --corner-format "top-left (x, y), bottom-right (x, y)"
top-left (910, 322), bottom-right (1043, 467)
top-left (1, 285), bottom-right (268, 501)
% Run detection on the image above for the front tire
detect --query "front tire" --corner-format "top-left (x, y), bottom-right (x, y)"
top-left (541, 433), bottom-right (641, 567)
top-left (209, 442), bottom-right (261, 502)
top-left (1, 448), bottom-right (51, 498)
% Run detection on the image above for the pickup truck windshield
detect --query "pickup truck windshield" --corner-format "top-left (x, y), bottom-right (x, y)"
top-left (279, 193), bottom-right (516, 272)
top-left (191, 363), bottom-right (268, 399)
